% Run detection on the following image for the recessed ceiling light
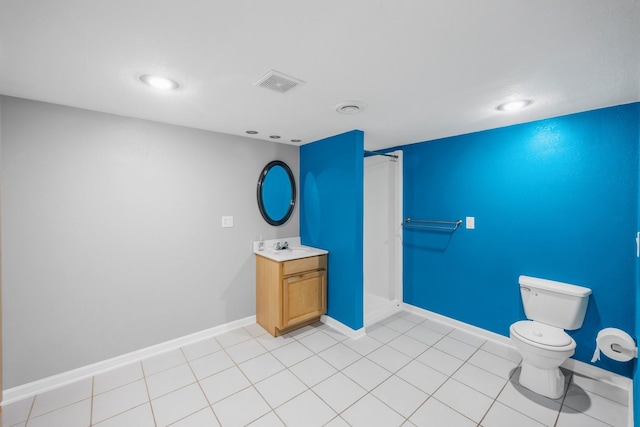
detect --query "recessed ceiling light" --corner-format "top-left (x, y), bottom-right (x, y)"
top-left (335, 101), bottom-right (366, 114)
top-left (269, 135), bottom-right (281, 139)
top-left (246, 130), bottom-right (259, 135)
top-left (496, 99), bottom-right (532, 112)
top-left (291, 139), bottom-right (302, 143)
top-left (139, 74), bottom-right (180, 90)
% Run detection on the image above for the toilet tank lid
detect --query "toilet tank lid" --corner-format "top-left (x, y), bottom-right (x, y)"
top-left (519, 275), bottom-right (592, 297)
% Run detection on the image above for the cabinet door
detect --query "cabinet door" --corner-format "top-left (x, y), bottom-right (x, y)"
top-left (282, 270), bottom-right (326, 328)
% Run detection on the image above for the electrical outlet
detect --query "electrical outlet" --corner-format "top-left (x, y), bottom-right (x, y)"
top-left (466, 216), bottom-right (475, 229)
top-left (221, 216), bottom-right (234, 228)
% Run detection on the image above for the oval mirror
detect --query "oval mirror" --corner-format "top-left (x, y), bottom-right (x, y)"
top-left (257, 160), bottom-right (296, 226)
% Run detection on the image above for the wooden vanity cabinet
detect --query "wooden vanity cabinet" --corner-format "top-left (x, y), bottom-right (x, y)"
top-left (256, 254), bottom-right (327, 337)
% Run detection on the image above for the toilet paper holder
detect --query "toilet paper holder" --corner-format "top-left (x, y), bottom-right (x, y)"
top-left (591, 328), bottom-right (638, 363)
top-left (610, 343), bottom-right (638, 357)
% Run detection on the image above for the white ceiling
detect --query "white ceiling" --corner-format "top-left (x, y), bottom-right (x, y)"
top-left (1, 0), bottom-right (639, 151)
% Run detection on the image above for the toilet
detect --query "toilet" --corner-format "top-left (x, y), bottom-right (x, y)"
top-left (509, 275), bottom-right (592, 399)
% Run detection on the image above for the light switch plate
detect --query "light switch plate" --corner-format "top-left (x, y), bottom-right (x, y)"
top-left (466, 217), bottom-right (475, 229)
top-left (221, 216), bottom-right (234, 228)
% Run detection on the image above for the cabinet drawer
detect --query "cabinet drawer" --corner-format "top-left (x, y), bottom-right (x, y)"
top-left (283, 255), bottom-right (326, 276)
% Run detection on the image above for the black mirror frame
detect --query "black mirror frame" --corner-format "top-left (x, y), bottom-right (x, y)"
top-left (257, 160), bottom-right (296, 226)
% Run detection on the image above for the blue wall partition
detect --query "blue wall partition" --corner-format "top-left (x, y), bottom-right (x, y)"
top-left (300, 130), bottom-right (364, 330)
top-left (635, 104), bottom-right (640, 426)
top-left (402, 103), bottom-right (639, 378)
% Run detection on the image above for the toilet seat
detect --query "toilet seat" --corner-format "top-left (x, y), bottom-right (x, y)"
top-left (511, 320), bottom-right (573, 349)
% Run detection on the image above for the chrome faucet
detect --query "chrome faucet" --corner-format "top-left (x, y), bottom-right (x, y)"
top-left (274, 241), bottom-right (289, 250)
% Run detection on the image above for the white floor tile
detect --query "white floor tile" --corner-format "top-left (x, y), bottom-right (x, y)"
top-left (433, 336), bottom-right (478, 360)
top-left (142, 349), bottom-right (187, 376)
top-left (288, 355), bottom-right (337, 388)
top-left (387, 334), bottom-right (430, 358)
top-left (297, 330), bottom-right (339, 353)
top-left (225, 338), bottom-right (267, 364)
top-left (409, 397), bottom-right (476, 427)
top-left (563, 385), bottom-right (628, 427)
top-left (448, 328), bottom-right (487, 348)
top-left (383, 317), bottom-right (418, 333)
top-left (468, 349), bottom-right (519, 379)
top-left (245, 323), bottom-right (270, 338)
top-left (324, 415), bottom-right (351, 426)
top-left (188, 349), bottom-right (234, 380)
top-left (480, 340), bottom-right (522, 364)
top-left (403, 324), bottom-right (446, 346)
top-left (275, 390), bottom-right (336, 427)
top-left (255, 333), bottom-right (296, 351)
top-left (366, 323), bottom-right (401, 343)
top-left (371, 375), bottom-right (428, 417)
top-left (27, 399), bottom-right (91, 427)
top-left (180, 338), bottom-right (222, 361)
top-left (214, 327), bottom-right (253, 348)
top-left (312, 372), bottom-right (367, 413)
top-left (247, 411), bottom-right (286, 426)
top-left (570, 373), bottom-right (629, 406)
top-left (238, 352), bottom-right (286, 383)
top-left (5, 311), bottom-right (632, 427)
top-left (199, 366), bottom-right (251, 404)
top-left (92, 379), bottom-right (149, 423)
top-left (151, 383), bottom-right (209, 427)
top-left (420, 318), bottom-right (455, 335)
top-left (341, 394), bottom-right (405, 427)
top-left (496, 380), bottom-right (562, 426)
top-left (254, 369), bottom-right (308, 408)
top-left (367, 345), bottom-right (412, 373)
top-left (168, 407), bottom-right (220, 427)
top-left (317, 324), bottom-right (349, 342)
top-left (287, 324), bottom-right (319, 340)
top-left (94, 363), bottom-right (144, 395)
top-left (343, 335), bottom-right (384, 356)
top-left (212, 386), bottom-right (271, 427)
top-left (396, 360), bottom-right (448, 395)
top-left (271, 341), bottom-right (314, 366)
top-left (342, 357), bottom-right (391, 390)
top-left (145, 363), bottom-right (196, 399)
top-left (433, 378), bottom-right (493, 422)
top-left (30, 377), bottom-right (93, 418)
top-left (555, 405), bottom-right (612, 427)
top-left (318, 342), bottom-right (362, 370)
top-left (398, 311), bottom-right (427, 324)
top-left (480, 401), bottom-right (546, 427)
top-left (93, 403), bottom-right (155, 427)
top-left (416, 347), bottom-right (465, 376)
top-left (1, 395), bottom-right (33, 426)
top-left (452, 362), bottom-right (508, 398)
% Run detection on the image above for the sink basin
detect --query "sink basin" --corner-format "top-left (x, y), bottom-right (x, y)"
top-left (256, 245), bottom-right (328, 262)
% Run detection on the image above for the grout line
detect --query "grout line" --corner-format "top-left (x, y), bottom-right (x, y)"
top-left (140, 361), bottom-right (158, 427)
top-left (89, 376), bottom-right (94, 426)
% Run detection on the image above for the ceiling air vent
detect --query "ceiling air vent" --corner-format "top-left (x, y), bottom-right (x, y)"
top-left (254, 70), bottom-right (304, 94)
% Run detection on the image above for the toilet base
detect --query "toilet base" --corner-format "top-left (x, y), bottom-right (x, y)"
top-left (518, 361), bottom-right (566, 399)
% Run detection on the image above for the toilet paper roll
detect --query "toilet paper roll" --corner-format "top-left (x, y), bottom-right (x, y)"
top-left (591, 328), bottom-right (637, 363)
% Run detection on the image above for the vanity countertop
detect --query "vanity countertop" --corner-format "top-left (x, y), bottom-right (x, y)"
top-left (253, 237), bottom-right (328, 262)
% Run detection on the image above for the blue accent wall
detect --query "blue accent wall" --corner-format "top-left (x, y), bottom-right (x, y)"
top-left (634, 103), bottom-right (640, 426)
top-left (300, 130), bottom-right (364, 330)
top-left (402, 103), bottom-right (639, 377)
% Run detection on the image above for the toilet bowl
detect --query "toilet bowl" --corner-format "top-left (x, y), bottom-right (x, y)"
top-left (510, 276), bottom-right (591, 399)
top-left (510, 320), bottom-right (575, 398)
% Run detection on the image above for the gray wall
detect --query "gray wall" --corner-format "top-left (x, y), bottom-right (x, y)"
top-left (1, 96), bottom-right (299, 388)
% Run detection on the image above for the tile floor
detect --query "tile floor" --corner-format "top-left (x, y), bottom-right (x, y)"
top-left (2, 311), bottom-right (630, 427)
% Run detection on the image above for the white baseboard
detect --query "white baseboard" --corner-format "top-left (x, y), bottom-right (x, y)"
top-left (2, 315), bottom-right (256, 406)
top-left (321, 315), bottom-right (366, 339)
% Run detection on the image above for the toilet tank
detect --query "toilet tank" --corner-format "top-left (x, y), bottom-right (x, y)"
top-left (519, 275), bottom-right (592, 330)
